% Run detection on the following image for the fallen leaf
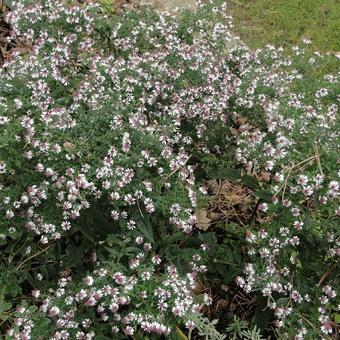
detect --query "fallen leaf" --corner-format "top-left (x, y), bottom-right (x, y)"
top-left (256, 171), bottom-right (271, 181)
top-left (63, 142), bottom-right (74, 150)
top-left (221, 284), bottom-right (230, 292)
top-left (195, 209), bottom-right (211, 230)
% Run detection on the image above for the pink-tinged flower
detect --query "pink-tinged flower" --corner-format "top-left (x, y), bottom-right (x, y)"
top-left (122, 133), bottom-right (131, 152)
top-left (200, 243), bottom-right (208, 251)
top-left (282, 199), bottom-right (291, 207)
top-left (76, 289), bottom-right (87, 301)
top-left (109, 303), bottom-right (119, 313)
top-left (113, 272), bottom-right (126, 285)
top-left (258, 202), bottom-right (268, 212)
top-left (63, 201), bottom-right (72, 210)
top-left (111, 210), bottom-right (119, 220)
top-left (85, 297), bottom-right (97, 306)
top-left (185, 320), bottom-right (195, 331)
top-left (289, 236), bottom-right (300, 246)
top-left (123, 326), bottom-right (134, 336)
top-left (31, 289), bottom-right (40, 298)
top-left (293, 221), bottom-right (304, 230)
top-left (111, 326), bottom-right (119, 333)
top-left (151, 255), bottom-right (161, 264)
top-left (291, 207), bottom-right (300, 216)
top-left (320, 316), bottom-right (333, 334)
top-left (297, 175), bottom-right (308, 186)
top-left (135, 236), bottom-right (144, 244)
top-left (48, 306), bottom-right (60, 317)
top-left (16, 306), bottom-right (25, 314)
top-left (83, 276), bottom-right (94, 286)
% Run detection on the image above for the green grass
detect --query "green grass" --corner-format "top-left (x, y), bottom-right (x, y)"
top-left (229, 0), bottom-right (340, 51)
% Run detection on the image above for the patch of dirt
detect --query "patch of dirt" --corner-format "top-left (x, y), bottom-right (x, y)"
top-left (138, 0), bottom-right (197, 13)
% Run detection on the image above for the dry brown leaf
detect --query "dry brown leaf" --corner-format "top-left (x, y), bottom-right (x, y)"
top-left (238, 116), bottom-right (248, 125)
top-left (217, 299), bottom-right (229, 309)
top-left (206, 179), bottom-right (219, 195)
top-left (221, 284), bottom-right (230, 292)
top-left (256, 171), bottom-right (271, 182)
top-left (208, 212), bottom-right (223, 221)
top-left (63, 142), bottom-right (74, 150)
top-left (195, 208), bottom-right (211, 231)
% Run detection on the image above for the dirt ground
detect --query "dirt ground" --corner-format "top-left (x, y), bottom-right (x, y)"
top-left (136, 0), bottom-right (197, 12)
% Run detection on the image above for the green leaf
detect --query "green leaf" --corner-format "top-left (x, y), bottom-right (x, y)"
top-left (125, 247), bottom-right (141, 254)
top-left (167, 231), bottom-right (184, 244)
top-left (137, 221), bottom-right (154, 243)
top-left (276, 298), bottom-right (289, 306)
top-left (241, 175), bottom-right (261, 189)
top-left (252, 295), bottom-right (273, 330)
top-left (105, 247), bottom-right (119, 257)
top-left (0, 302), bottom-right (11, 312)
top-left (199, 232), bottom-right (216, 244)
top-left (175, 326), bottom-right (188, 340)
top-left (134, 332), bottom-right (145, 340)
top-left (254, 189), bottom-right (272, 201)
top-left (334, 313), bottom-right (340, 324)
top-left (29, 306), bottom-right (38, 313)
top-left (210, 168), bottom-right (241, 181)
top-left (4, 0), bottom-right (13, 9)
top-left (80, 225), bottom-right (96, 242)
top-left (303, 211), bottom-right (312, 229)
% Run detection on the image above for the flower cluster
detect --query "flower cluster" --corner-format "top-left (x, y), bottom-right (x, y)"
top-left (8, 238), bottom-right (207, 339)
top-left (0, 0), bottom-right (238, 243)
top-left (1, 0), bottom-right (236, 337)
top-left (0, 0), bottom-right (339, 339)
top-left (233, 43), bottom-right (339, 338)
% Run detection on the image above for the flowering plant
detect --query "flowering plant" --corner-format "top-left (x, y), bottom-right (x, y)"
top-left (0, 0), bottom-right (339, 339)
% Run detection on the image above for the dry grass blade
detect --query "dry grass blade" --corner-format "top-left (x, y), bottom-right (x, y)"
top-left (205, 180), bottom-right (256, 226)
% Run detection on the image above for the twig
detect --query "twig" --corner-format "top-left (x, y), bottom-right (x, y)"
top-left (314, 142), bottom-right (324, 176)
top-left (15, 243), bottom-right (54, 270)
top-left (281, 166), bottom-right (293, 201)
top-left (136, 199), bottom-right (144, 219)
top-left (317, 264), bottom-right (336, 287)
top-left (273, 166), bottom-right (292, 199)
top-left (79, 131), bottom-right (95, 146)
top-left (296, 313), bottom-right (333, 340)
top-left (273, 156), bottom-right (317, 198)
top-left (293, 156), bottom-right (316, 170)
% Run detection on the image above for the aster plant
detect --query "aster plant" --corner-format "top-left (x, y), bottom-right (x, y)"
top-left (0, 0), bottom-right (339, 339)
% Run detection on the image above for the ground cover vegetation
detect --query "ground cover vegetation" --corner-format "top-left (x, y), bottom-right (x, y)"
top-left (0, 0), bottom-right (339, 339)
top-left (230, 0), bottom-right (340, 51)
